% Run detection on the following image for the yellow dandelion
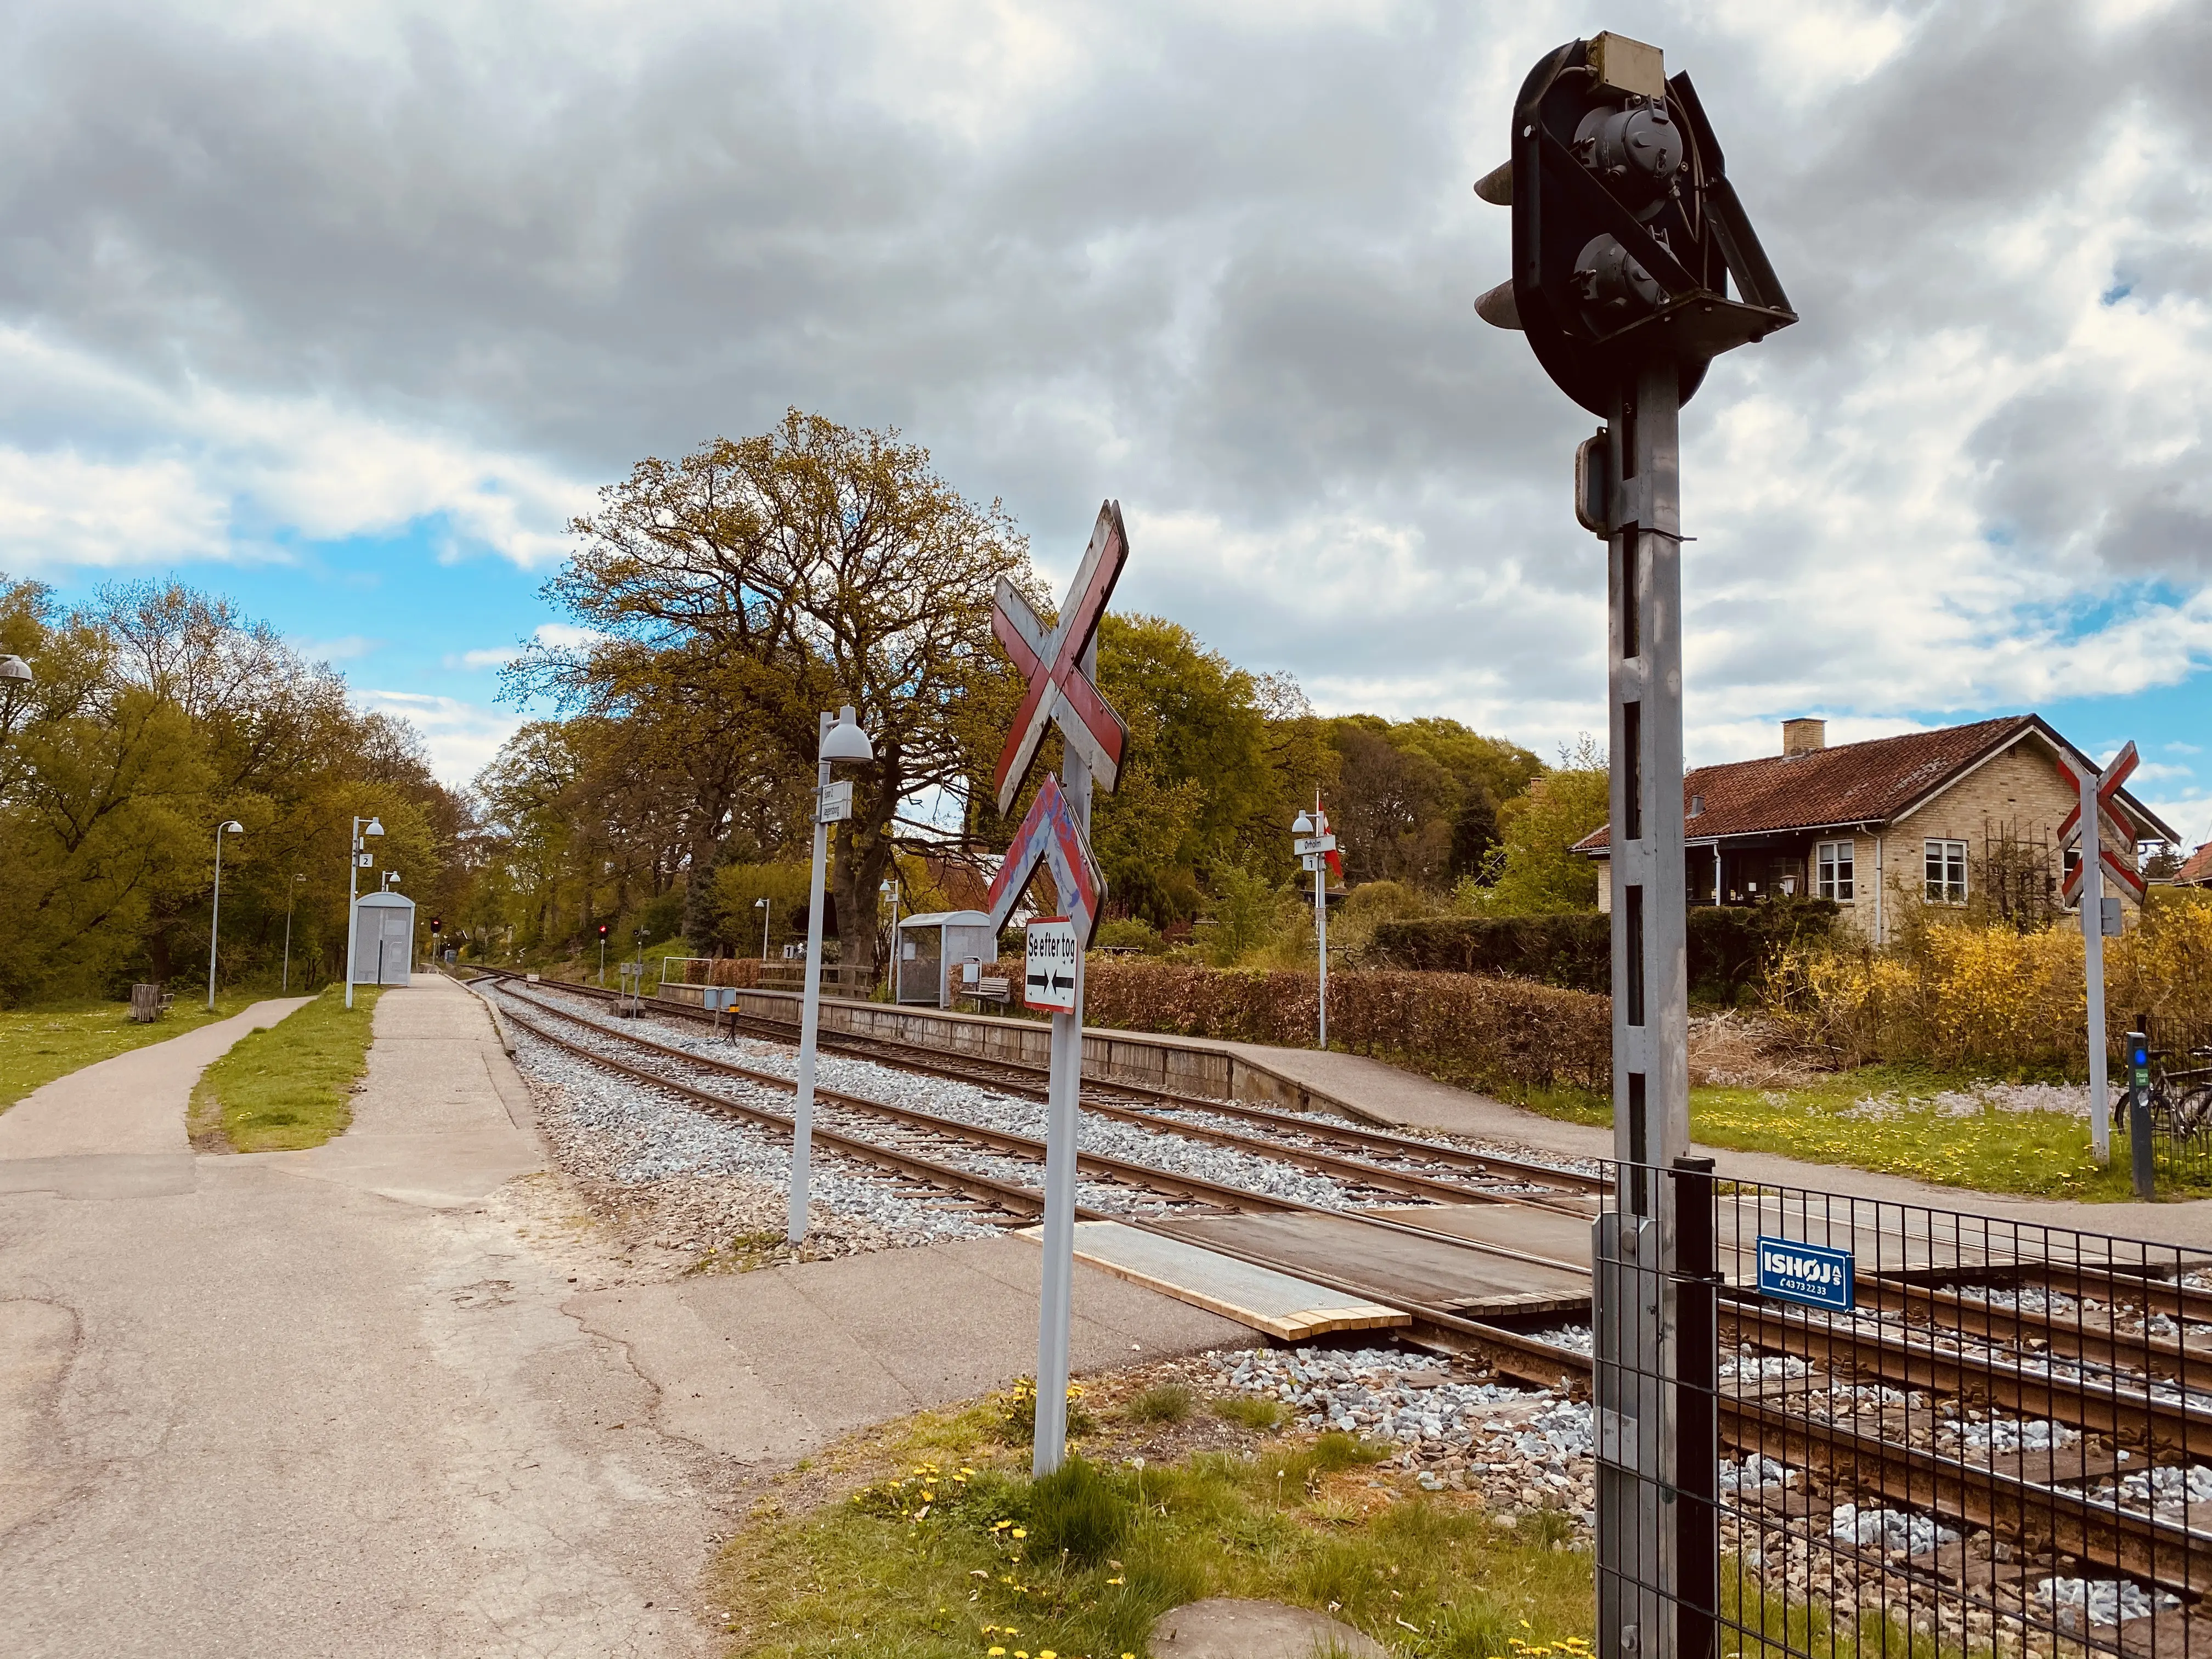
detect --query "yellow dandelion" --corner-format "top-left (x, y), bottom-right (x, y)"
top-left (1011, 1527), bottom-right (1027, 1538)
top-left (989, 1649), bottom-right (1005, 1656)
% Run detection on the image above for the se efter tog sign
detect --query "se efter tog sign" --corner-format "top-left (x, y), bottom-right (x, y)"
top-left (1756, 1235), bottom-right (1854, 1313)
top-left (1024, 917), bottom-right (1080, 1013)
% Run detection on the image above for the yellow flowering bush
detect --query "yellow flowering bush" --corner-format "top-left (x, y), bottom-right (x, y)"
top-left (998, 1376), bottom-right (1096, 1444)
top-left (1770, 891), bottom-right (2212, 1074)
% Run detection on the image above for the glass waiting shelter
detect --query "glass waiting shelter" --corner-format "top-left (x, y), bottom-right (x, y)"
top-left (894, 910), bottom-right (998, 1007)
top-left (350, 890), bottom-right (418, 986)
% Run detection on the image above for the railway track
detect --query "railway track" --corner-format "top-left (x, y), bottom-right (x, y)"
top-left (464, 969), bottom-right (2212, 1602)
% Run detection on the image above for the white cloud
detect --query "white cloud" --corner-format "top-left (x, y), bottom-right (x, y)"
top-left (443, 622), bottom-right (604, 672)
top-left (0, 325), bottom-right (593, 575)
top-left (353, 689), bottom-right (523, 785)
top-left (291, 634), bottom-right (382, 663)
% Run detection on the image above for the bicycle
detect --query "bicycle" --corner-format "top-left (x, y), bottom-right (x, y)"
top-left (2146, 1045), bottom-right (2212, 1139)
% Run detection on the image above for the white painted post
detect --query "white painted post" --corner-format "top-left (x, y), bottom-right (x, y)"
top-left (2081, 766), bottom-right (2111, 1165)
top-left (1032, 671), bottom-right (1093, 1479)
top-left (788, 713), bottom-right (835, 1245)
top-left (344, 822), bottom-right (361, 1010)
top-left (1315, 817), bottom-right (1329, 1052)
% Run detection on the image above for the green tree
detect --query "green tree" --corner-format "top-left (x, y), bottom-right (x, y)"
top-left (1486, 737), bottom-right (1609, 914)
top-left (514, 411), bottom-right (1031, 981)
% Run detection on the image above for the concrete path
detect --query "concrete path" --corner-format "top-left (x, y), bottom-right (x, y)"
top-left (0, 974), bottom-right (1248, 1658)
top-left (1235, 1040), bottom-right (2212, 1250)
top-left (0, 996), bottom-right (310, 1162)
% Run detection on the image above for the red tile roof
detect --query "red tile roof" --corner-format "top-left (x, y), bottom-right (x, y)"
top-left (2177, 843), bottom-right (2212, 887)
top-left (1576, 715), bottom-right (2176, 851)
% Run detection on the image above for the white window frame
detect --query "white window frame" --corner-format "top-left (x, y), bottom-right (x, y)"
top-left (1815, 839), bottom-right (1855, 902)
top-left (1925, 839), bottom-right (1967, 905)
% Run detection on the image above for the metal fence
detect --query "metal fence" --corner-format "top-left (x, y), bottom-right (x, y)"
top-left (1597, 1160), bottom-right (2212, 1659)
top-left (2133, 1014), bottom-right (2212, 1191)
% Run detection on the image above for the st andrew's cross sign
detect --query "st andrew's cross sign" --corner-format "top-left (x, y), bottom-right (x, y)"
top-left (986, 774), bottom-right (1104, 942)
top-left (988, 499), bottom-right (1129, 1483)
top-left (992, 503), bottom-right (1131, 815)
top-left (987, 501), bottom-right (1127, 946)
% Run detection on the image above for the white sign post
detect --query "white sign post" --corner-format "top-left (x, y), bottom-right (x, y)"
top-left (1024, 917), bottom-right (1080, 1013)
top-left (2059, 740), bottom-right (2144, 1167)
top-left (986, 501), bottom-right (1130, 1478)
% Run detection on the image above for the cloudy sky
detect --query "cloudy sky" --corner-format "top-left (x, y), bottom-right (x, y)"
top-left (2, 0), bottom-right (2206, 843)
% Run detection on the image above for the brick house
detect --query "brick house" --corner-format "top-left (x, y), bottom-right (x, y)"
top-left (1575, 716), bottom-right (2180, 945)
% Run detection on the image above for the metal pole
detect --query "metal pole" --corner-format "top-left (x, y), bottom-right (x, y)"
top-left (2081, 766), bottom-right (2111, 1164)
top-left (1315, 805), bottom-right (1328, 1051)
top-left (599, 935), bottom-right (605, 986)
top-left (344, 819), bottom-right (362, 1011)
top-left (1596, 357), bottom-right (1689, 1659)
top-left (787, 714), bottom-right (834, 1245)
top-left (281, 898), bottom-right (292, 994)
top-left (762, 899), bottom-right (772, 962)
top-left (2128, 1028), bottom-right (2153, 1199)
top-left (1032, 647), bottom-right (1096, 1477)
top-left (206, 825), bottom-right (227, 1013)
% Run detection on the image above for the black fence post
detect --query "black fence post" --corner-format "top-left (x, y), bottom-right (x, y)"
top-left (1672, 1156), bottom-right (1718, 1659)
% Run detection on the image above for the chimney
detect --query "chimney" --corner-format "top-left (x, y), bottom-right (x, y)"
top-left (1782, 718), bottom-right (1826, 758)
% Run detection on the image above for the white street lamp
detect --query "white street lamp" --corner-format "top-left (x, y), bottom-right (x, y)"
top-left (207, 821), bottom-right (245, 1012)
top-left (0, 653), bottom-right (31, 682)
top-left (789, 704), bottom-right (874, 1244)
top-left (755, 896), bottom-right (771, 962)
top-left (1291, 800), bottom-right (1331, 1049)
top-left (282, 873), bottom-right (305, 993)
top-left (344, 815), bottom-right (385, 1009)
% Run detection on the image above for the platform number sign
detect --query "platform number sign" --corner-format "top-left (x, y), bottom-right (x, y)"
top-left (1756, 1235), bottom-right (1854, 1314)
top-left (1024, 917), bottom-right (1080, 1014)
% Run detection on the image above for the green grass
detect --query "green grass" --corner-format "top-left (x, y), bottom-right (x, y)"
top-left (0, 994), bottom-right (262, 1111)
top-left (713, 1400), bottom-right (1595, 1659)
top-left (189, 984), bottom-right (381, 1152)
top-left (1511, 1064), bottom-right (2164, 1201)
top-left (1123, 1385), bottom-right (1195, 1427)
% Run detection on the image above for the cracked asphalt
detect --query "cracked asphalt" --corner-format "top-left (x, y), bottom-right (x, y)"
top-left (0, 978), bottom-right (724, 1659)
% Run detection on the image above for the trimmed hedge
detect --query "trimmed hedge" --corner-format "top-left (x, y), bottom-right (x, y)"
top-left (1073, 960), bottom-right (1610, 1094)
top-left (1370, 900), bottom-right (1840, 1000)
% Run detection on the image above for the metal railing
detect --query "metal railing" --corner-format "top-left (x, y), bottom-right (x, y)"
top-left (1598, 1160), bottom-right (2212, 1658)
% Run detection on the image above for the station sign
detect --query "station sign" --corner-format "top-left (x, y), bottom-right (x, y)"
top-left (1300, 854), bottom-right (1324, 871)
top-left (816, 781), bottom-right (854, 823)
top-left (1294, 834), bottom-right (1337, 857)
top-left (1756, 1235), bottom-right (1854, 1313)
top-left (1024, 916), bottom-right (1080, 1013)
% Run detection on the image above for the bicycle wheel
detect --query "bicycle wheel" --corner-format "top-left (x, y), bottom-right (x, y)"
top-left (2173, 1084), bottom-right (2212, 1140)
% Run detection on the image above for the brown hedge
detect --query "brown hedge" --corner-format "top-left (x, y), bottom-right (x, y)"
top-left (1063, 960), bottom-right (1611, 1094)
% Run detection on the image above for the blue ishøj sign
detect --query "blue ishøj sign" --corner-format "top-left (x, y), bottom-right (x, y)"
top-left (1756, 1235), bottom-right (1855, 1313)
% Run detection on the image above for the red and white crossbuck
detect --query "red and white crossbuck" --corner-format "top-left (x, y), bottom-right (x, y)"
top-left (2057, 740), bottom-right (2146, 906)
top-left (986, 503), bottom-right (1128, 943)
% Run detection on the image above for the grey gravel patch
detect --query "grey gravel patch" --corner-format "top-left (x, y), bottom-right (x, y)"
top-left (502, 1005), bottom-right (990, 1252)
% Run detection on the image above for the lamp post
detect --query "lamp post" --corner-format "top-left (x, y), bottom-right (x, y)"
top-left (789, 704), bottom-right (876, 1244)
top-left (1291, 801), bottom-right (1333, 1049)
top-left (343, 815), bottom-right (385, 1009)
top-left (755, 896), bottom-right (771, 962)
top-left (283, 873), bottom-right (304, 992)
top-left (881, 876), bottom-right (901, 998)
top-left (206, 820), bottom-right (245, 1011)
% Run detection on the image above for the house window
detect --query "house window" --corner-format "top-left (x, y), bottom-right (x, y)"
top-left (1816, 839), bottom-right (1855, 901)
top-left (1925, 839), bottom-right (1967, 904)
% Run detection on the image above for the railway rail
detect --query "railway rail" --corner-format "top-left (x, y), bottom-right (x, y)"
top-left (463, 968), bottom-right (2212, 1613)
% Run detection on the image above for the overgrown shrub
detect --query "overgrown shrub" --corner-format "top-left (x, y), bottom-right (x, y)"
top-left (1768, 891), bottom-right (2212, 1074)
top-left (1372, 899), bottom-right (1838, 1002)
top-left (1077, 960), bottom-right (1610, 1093)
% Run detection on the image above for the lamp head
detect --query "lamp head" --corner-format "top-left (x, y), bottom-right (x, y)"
top-left (364, 817), bottom-right (385, 837)
top-left (0, 653), bottom-right (31, 682)
top-left (222, 820), bottom-right (245, 833)
top-left (754, 897), bottom-right (769, 909)
top-left (1291, 811), bottom-right (1314, 836)
top-left (819, 704), bottom-right (875, 763)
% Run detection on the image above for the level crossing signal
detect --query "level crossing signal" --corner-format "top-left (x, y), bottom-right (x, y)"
top-left (1473, 31), bottom-right (1794, 418)
top-left (429, 916), bottom-right (441, 935)
top-left (597, 923), bottom-right (609, 940)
